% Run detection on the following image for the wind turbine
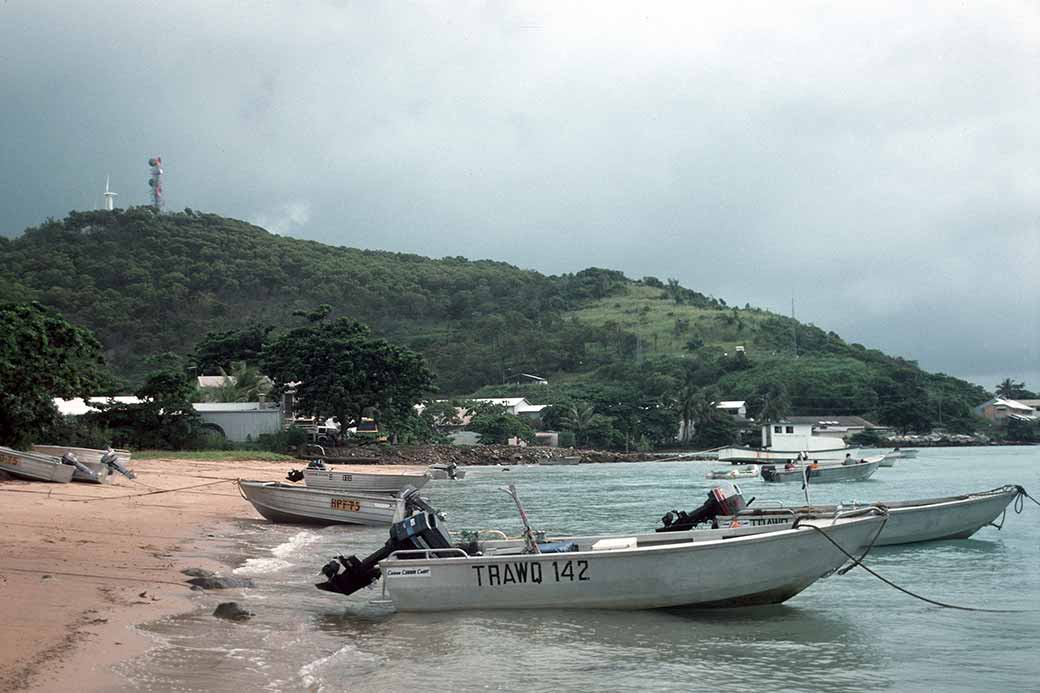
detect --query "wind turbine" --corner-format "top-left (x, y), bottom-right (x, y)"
top-left (103, 176), bottom-right (118, 211)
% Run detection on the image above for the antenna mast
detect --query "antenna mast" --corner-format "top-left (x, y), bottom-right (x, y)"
top-left (147, 156), bottom-right (163, 210)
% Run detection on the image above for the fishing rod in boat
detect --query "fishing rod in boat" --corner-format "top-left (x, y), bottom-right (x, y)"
top-left (499, 484), bottom-right (541, 554)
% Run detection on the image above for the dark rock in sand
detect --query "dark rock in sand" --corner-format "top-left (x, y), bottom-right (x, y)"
top-left (213, 602), bottom-right (253, 622)
top-left (186, 576), bottom-right (255, 590)
top-left (181, 568), bottom-right (216, 578)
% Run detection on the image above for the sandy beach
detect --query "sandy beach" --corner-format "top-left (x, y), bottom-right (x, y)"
top-left (0, 456), bottom-right (426, 692)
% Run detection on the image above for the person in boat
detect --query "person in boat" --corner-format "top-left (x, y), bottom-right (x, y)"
top-left (843, 453), bottom-right (856, 466)
top-left (784, 461), bottom-right (797, 471)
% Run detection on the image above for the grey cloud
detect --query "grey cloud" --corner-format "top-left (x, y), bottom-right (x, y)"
top-left (1, 1), bottom-right (1036, 389)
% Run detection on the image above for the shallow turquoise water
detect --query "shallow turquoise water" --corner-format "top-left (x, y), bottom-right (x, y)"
top-left (117, 446), bottom-right (1040, 692)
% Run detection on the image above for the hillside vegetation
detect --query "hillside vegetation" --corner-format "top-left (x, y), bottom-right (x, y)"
top-left (0, 208), bottom-right (990, 439)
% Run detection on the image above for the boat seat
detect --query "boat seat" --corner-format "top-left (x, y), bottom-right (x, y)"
top-left (591, 537), bottom-right (637, 551)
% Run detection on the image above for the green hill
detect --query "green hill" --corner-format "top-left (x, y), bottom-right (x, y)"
top-left (0, 208), bottom-right (989, 437)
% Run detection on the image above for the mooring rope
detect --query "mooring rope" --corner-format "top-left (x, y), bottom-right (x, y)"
top-left (72, 478), bottom-right (235, 502)
top-left (802, 523), bottom-right (1032, 613)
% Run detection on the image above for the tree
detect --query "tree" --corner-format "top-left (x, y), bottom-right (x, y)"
top-left (466, 403), bottom-right (534, 445)
top-left (260, 316), bottom-right (434, 432)
top-left (747, 383), bottom-right (792, 422)
top-left (560, 402), bottom-right (614, 448)
top-left (200, 361), bottom-right (272, 403)
top-left (91, 369), bottom-right (203, 449)
top-left (0, 302), bottom-right (107, 448)
top-left (995, 378), bottom-right (1033, 399)
top-left (193, 324), bottom-right (272, 374)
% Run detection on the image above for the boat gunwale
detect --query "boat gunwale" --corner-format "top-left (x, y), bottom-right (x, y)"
top-left (380, 513), bottom-right (885, 566)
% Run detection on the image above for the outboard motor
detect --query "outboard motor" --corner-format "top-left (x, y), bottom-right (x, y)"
top-left (101, 448), bottom-right (136, 480)
top-left (656, 482), bottom-right (749, 532)
top-left (61, 452), bottom-right (100, 482)
top-left (316, 490), bottom-right (454, 597)
top-left (317, 511), bottom-right (454, 596)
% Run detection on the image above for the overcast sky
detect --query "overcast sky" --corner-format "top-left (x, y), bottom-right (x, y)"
top-left (1, 1), bottom-right (1037, 391)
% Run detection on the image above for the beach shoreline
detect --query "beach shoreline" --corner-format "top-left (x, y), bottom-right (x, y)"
top-left (0, 457), bottom-right (427, 692)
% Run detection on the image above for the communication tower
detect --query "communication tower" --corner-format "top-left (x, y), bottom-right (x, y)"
top-left (147, 156), bottom-right (163, 210)
top-left (102, 176), bottom-right (118, 211)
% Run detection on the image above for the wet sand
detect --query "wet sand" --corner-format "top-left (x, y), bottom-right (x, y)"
top-left (0, 457), bottom-right (426, 692)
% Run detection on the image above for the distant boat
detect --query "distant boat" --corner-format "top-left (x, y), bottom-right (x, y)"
top-left (760, 457), bottom-right (883, 483)
top-left (429, 462), bottom-right (466, 480)
top-left (288, 460), bottom-right (430, 494)
top-left (0, 446), bottom-right (76, 483)
top-left (238, 481), bottom-right (405, 525)
top-left (717, 422), bottom-right (857, 464)
top-left (706, 464), bottom-right (758, 480)
top-left (715, 485), bottom-right (1022, 546)
top-left (541, 456), bottom-right (581, 466)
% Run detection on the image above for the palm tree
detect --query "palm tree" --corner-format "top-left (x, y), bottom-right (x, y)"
top-left (996, 378), bottom-right (1025, 399)
top-left (561, 402), bottom-right (602, 447)
top-left (203, 362), bottom-right (273, 403)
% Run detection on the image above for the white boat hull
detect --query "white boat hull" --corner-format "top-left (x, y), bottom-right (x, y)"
top-left (0, 447), bottom-right (76, 483)
top-left (302, 469), bottom-right (429, 493)
top-left (717, 446), bottom-right (859, 463)
top-left (429, 466), bottom-right (466, 480)
top-left (718, 486), bottom-right (1020, 546)
top-left (706, 465), bottom-right (758, 480)
top-left (239, 481), bottom-right (404, 526)
top-left (761, 459), bottom-right (881, 483)
top-left (378, 514), bottom-right (884, 611)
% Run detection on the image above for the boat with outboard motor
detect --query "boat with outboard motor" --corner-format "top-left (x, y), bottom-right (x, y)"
top-left (0, 446), bottom-right (80, 483)
top-left (428, 462), bottom-right (466, 480)
top-left (31, 445), bottom-right (135, 483)
top-left (238, 480), bottom-right (411, 525)
top-left (315, 484), bottom-right (887, 612)
top-left (286, 459), bottom-right (430, 493)
top-left (760, 457), bottom-right (883, 483)
top-left (711, 485), bottom-right (1024, 546)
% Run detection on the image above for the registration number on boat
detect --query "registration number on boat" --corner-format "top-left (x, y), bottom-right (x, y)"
top-left (473, 559), bottom-right (589, 587)
top-left (330, 498), bottom-right (361, 512)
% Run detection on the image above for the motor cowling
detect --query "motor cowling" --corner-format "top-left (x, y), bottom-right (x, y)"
top-left (657, 482), bottom-right (748, 532)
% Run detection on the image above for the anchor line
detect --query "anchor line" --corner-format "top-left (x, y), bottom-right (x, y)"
top-left (801, 524), bottom-right (1031, 614)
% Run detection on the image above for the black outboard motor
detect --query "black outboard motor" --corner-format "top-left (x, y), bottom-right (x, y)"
top-left (316, 490), bottom-right (454, 597)
top-left (657, 482), bottom-right (749, 532)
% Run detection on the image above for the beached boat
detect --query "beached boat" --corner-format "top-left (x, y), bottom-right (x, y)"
top-left (238, 480), bottom-right (406, 526)
top-left (717, 421), bottom-right (858, 463)
top-left (706, 464), bottom-right (758, 480)
top-left (315, 502), bottom-right (886, 611)
top-left (714, 485), bottom-right (1023, 546)
top-left (288, 460), bottom-right (430, 493)
top-left (32, 445), bottom-right (134, 483)
top-left (0, 446), bottom-right (76, 483)
top-left (760, 457), bottom-right (883, 484)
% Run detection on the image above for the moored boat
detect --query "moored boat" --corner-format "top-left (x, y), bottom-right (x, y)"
top-left (315, 488), bottom-right (887, 612)
top-left (706, 464), bottom-right (758, 480)
top-left (760, 457), bottom-right (882, 484)
top-left (714, 485), bottom-right (1023, 546)
top-left (238, 480), bottom-right (406, 526)
top-left (429, 462), bottom-right (466, 480)
top-left (288, 460), bottom-right (430, 493)
top-left (0, 446), bottom-right (76, 483)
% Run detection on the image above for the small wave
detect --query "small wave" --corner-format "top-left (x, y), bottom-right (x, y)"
top-left (234, 557), bottom-right (292, 575)
top-left (271, 530), bottom-right (322, 558)
top-left (298, 643), bottom-right (383, 690)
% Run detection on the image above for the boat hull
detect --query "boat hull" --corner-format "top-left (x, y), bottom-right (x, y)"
top-left (429, 467), bottom-right (467, 480)
top-left (761, 460), bottom-right (881, 483)
top-left (239, 481), bottom-right (404, 526)
top-left (32, 445), bottom-right (133, 483)
top-left (378, 515), bottom-right (884, 611)
top-left (302, 469), bottom-right (429, 493)
top-left (717, 486), bottom-right (1020, 546)
top-left (717, 446), bottom-right (859, 463)
top-left (0, 447), bottom-right (76, 483)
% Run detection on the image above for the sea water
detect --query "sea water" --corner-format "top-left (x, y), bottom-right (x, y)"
top-left (114, 447), bottom-right (1040, 692)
